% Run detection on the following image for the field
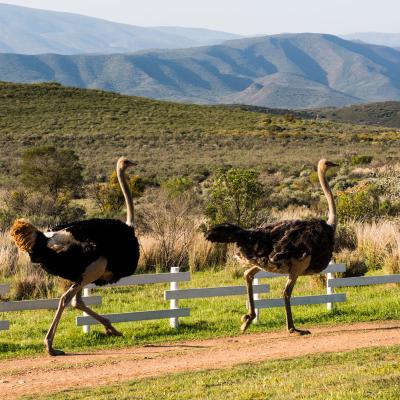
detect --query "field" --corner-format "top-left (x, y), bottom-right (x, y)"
top-left (1, 81), bottom-right (400, 399)
top-left (1, 81), bottom-right (400, 186)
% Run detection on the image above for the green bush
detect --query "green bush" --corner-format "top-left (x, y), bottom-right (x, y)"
top-left (351, 155), bottom-right (373, 165)
top-left (205, 168), bottom-right (264, 228)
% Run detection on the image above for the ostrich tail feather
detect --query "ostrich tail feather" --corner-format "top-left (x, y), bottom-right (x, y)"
top-left (9, 219), bottom-right (39, 252)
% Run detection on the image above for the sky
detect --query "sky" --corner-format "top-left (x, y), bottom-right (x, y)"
top-left (2, 0), bottom-right (400, 35)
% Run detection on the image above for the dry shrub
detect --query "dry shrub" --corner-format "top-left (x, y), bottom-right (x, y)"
top-left (12, 271), bottom-right (55, 300)
top-left (188, 233), bottom-right (227, 272)
top-left (139, 190), bottom-right (199, 271)
top-left (0, 230), bottom-right (19, 277)
top-left (334, 222), bottom-right (357, 253)
top-left (335, 249), bottom-right (368, 277)
top-left (271, 205), bottom-right (317, 222)
top-left (354, 221), bottom-right (397, 270)
top-left (382, 235), bottom-right (400, 275)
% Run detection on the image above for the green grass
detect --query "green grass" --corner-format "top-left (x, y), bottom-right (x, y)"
top-left (1, 269), bottom-right (399, 359)
top-left (1, 81), bottom-right (400, 185)
top-left (23, 345), bottom-right (400, 400)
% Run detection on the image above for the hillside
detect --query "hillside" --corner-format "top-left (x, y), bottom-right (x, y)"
top-left (1, 33), bottom-right (400, 108)
top-left (0, 3), bottom-right (240, 54)
top-left (0, 82), bottom-right (399, 184)
top-left (309, 101), bottom-right (400, 128)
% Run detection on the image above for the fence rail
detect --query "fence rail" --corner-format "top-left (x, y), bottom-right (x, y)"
top-left (254, 293), bottom-right (346, 309)
top-left (1, 263), bottom-right (400, 334)
top-left (76, 308), bottom-right (191, 326)
top-left (165, 284), bottom-right (269, 300)
top-left (328, 274), bottom-right (400, 288)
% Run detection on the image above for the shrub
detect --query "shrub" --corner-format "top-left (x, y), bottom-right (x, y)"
top-left (205, 168), bottom-right (265, 228)
top-left (351, 155), bottom-right (373, 166)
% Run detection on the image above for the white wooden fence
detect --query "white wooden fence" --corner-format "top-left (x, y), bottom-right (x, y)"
top-left (1, 263), bottom-right (400, 333)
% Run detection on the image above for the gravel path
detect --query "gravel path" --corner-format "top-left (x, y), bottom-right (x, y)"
top-left (1, 320), bottom-right (400, 399)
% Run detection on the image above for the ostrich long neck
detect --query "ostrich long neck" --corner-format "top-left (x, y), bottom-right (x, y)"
top-left (117, 166), bottom-right (134, 227)
top-left (318, 166), bottom-right (336, 229)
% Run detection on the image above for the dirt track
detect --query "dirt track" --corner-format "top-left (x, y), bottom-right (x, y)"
top-left (1, 320), bottom-right (400, 399)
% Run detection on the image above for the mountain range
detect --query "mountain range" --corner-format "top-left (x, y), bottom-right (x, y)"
top-left (1, 3), bottom-right (400, 109)
top-left (0, 3), bottom-right (240, 54)
top-left (343, 32), bottom-right (400, 49)
top-left (1, 32), bottom-right (400, 108)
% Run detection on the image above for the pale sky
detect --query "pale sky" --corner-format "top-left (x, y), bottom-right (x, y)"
top-left (1, 0), bottom-right (399, 35)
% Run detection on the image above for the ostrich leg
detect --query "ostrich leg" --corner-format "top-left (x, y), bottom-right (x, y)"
top-left (71, 290), bottom-right (122, 336)
top-left (241, 265), bottom-right (262, 332)
top-left (44, 282), bottom-right (82, 356)
top-left (44, 257), bottom-right (109, 356)
top-left (283, 261), bottom-right (311, 336)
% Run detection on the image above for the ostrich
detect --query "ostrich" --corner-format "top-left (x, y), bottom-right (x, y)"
top-left (10, 157), bottom-right (140, 356)
top-left (205, 159), bottom-right (338, 335)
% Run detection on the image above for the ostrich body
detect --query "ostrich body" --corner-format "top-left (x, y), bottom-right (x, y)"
top-left (10, 157), bottom-right (139, 356)
top-left (205, 159), bottom-right (338, 335)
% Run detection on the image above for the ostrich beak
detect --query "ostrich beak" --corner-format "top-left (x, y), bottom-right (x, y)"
top-left (326, 161), bottom-right (339, 168)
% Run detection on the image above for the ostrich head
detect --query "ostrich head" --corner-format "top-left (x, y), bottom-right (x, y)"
top-left (117, 157), bottom-right (137, 171)
top-left (318, 159), bottom-right (338, 173)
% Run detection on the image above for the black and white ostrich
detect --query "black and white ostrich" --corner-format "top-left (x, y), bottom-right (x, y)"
top-left (10, 157), bottom-right (140, 356)
top-left (205, 159), bottom-right (338, 335)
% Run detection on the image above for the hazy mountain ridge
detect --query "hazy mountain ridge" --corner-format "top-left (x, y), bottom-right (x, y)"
top-left (0, 3), bottom-right (241, 54)
top-left (344, 32), bottom-right (400, 49)
top-left (1, 32), bottom-right (400, 108)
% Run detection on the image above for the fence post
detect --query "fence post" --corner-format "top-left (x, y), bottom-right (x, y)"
top-left (82, 286), bottom-right (91, 333)
top-left (326, 272), bottom-right (334, 311)
top-left (170, 267), bottom-right (180, 328)
top-left (253, 277), bottom-right (260, 323)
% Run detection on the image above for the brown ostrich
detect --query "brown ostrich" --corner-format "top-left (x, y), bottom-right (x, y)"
top-left (10, 157), bottom-right (140, 356)
top-left (205, 159), bottom-right (338, 335)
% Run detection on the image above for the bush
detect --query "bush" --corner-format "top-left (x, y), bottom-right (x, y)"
top-left (351, 155), bottom-right (373, 166)
top-left (205, 168), bottom-right (265, 228)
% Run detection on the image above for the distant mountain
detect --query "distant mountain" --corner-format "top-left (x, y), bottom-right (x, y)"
top-left (307, 101), bottom-right (400, 128)
top-left (1, 33), bottom-right (400, 108)
top-left (0, 3), bottom-right (241, 54)
top-left (344, 33), bottom-right (400, 49)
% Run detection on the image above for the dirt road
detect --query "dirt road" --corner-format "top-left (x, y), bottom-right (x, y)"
top-left (1, 320), bottom-right (400, 399)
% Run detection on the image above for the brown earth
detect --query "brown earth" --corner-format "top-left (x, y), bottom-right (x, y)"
top-left (1, 320), bottom-right (400, 399)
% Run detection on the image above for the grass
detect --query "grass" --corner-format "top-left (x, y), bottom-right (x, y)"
top-left (1, 81), bottom-right (400, 185)
top-left (1, 268), bottom-right (399, 359)
top-left (23, 345), bottom-right (400, 400)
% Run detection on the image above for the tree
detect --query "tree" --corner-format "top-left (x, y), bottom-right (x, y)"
top-left (206, 168), bottom-right (264, 228)
top-left (20, 146), bottom-right (83, 199)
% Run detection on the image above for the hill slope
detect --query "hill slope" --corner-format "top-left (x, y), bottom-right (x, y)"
top-left (309, 101), bottom-right (400, 128)
top-left (1, 33), bottom-right (400, 108)
top-left (0, 82), bottom-right (398, 183)
top-left (0, 3), bottom-right (240, 54)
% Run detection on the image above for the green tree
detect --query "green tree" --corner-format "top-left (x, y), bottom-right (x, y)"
top-left (20, 146), bottom-right (83, 199)
top-left (206, 168), bottom-right (264, 228)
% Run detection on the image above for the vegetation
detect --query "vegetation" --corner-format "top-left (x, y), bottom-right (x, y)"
top-left (1, 81), bottom-right (400, 186)
top-left (27, 346), bottom-right (400, 400)
top-left (205, 168), bottom-right (265, 228)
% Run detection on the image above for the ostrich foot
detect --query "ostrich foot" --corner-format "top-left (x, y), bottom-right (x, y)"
top-left (288, 327), bottom-right (311, 336)
top-left (240, 314), bottom-right (255, 333)
top-left (46, 346), bottom-right (66, 356)
top-left (105, 325), bottom-right (123, 336)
